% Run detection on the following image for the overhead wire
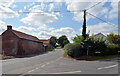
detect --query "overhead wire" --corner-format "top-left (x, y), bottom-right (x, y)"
top-left (87, 12), bottom-right (120, 30)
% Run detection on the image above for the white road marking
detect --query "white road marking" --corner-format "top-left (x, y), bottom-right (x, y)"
top-left (98, 64), bottom-right (118, 70)
top-left (26, 57), bottom-right (62, 73)
top-left (46, 62), bottom-right (50, 65)
top-left (41, 64), bottom-right (46, 67)
top-left (27, 69), bottom-right (35, 73)
top-left (35, 67), bottom-right (39, 70)
top-left (46, 71), bottom-right (82, 74)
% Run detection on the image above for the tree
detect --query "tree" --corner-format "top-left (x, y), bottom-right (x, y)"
top-left (106, 33), bottom-right (120, 45)
top-left (49, 36), bottom-right (57, 47)
top-left (82, 10), bottom-right (87, 41)
top-left (72, 35), bottom-right (82, 43)
top-left (58, 35), bottom-right (70, 47)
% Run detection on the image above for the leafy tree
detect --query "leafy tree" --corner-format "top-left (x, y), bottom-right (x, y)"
top-left (49, 36), bottom-right (57, 47)
top-left (72, 34), bottom-right (89, 43)
top-left (72, 35), bottom-right (82, 43)
top-left (106, 33), bottom-right (120, 45)
top-left (58, 35), bottom-right (70, 47)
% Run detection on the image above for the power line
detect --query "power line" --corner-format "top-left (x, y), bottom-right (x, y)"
top-left (87, 12), bottom-right (120, 30)
top-left (85, 1), bottom-right (104, 11)
top-left (0, 1), bottom-right (104, 14)
top-left (0, 10), bottom-right (84, 14)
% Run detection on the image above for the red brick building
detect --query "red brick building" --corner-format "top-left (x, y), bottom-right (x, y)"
top-left (2, 26), bottom-right (44, 56)
top-left (0, 35), bottom-right (2, 54)
top-left (39, 40), bottom-right (53, 50)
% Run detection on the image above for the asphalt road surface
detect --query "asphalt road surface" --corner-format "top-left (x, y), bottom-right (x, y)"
top-left (2, 47), bottom-right (119, 74)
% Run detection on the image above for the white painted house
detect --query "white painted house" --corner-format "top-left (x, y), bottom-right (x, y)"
top-left (89, 33), bottom-right (106, 40)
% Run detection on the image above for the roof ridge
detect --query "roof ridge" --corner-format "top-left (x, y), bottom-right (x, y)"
top-left (12, 30), bottom-right (41, 42)
top-left (89, 33), bottom-right (103, 38)
top-left (12, 30), bottom-right (38, 38)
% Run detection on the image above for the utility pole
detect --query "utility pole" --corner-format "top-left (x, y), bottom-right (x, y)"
top-left (82, 10), bottom-right (86, 41)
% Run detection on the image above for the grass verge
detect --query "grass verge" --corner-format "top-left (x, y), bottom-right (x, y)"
top-left (62, 48), bottom-right (70, 58)
top-left (87, 55), bottom-right (120, 61)
top-left (62, 48), bottom-right (120, 60)
top-left (46, 48), bottom-right (55, 52)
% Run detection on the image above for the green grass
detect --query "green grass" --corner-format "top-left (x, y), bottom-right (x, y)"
top-left (62, 48), bottom-right (70, 58)
top-left (87, 55), bottom-right (120, 61)
top-left (46, 48), bottom-right (55, 52)
top-left (62, 48), bottom-right (120, 60)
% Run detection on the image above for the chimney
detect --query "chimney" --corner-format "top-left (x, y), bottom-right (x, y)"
top-left (7, 25), bottom-right (12, 30)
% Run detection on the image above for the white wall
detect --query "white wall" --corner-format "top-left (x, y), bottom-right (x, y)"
top-left (94, 34), bottom-right (106, 40)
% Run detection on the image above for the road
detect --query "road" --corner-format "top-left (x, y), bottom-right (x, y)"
top-left (2, 47), bottom-right (119, 75)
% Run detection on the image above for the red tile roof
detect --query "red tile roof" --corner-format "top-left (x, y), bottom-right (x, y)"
top-left (89, 33), bottom-right (102, 38)
top-left (12, 30), bottom-right (41, 42)
top-left (39, 40), bottom-right (50, 44)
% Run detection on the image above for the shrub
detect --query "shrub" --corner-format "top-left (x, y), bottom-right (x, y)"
top-left (104, 44), bottom-right (120, 55)
top-left (81, 38), bottom-right (107, 56)
top-left (43, 45), bottom-right (48, 51)
top-left (106, 33), bottom-right (120, 45)
top-left (64, 43), bottom-right (85, 58)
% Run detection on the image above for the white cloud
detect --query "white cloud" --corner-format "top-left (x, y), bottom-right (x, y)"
top-left (13, 25), bottom-right (75, 42)
top-left (49, 3), bottom-right (54, 11)
top-left (37, 0), bottom-right (64, 2)
top-left (0, 0), bottom-right (15, 7)
top-left (21, 10), bottom-right (58, 25)
top-left (15, 26), bottom-right (36, 32)
top-left (5, 0), bottom-right (14, 8)
top-left (80, 22), bottom-right (118, 35)
top-left (37, 24), bottom-right (54, 31)
top-left (0, 20), bottom-right (6, 34)
top-left (65, 1), bottom-right (117, 22)
top-left (107, 2), bottom-right (118, 19)
top-left (0, 6), bottom-right (19, 19)
top-left (29, 3), bottom-right (47, 11)
top-left (0, 0), bottom-right (19, 19)
top-left (37, 31), bottom-right (52, 39)
top-left (15, 24), bottom-right (55, 34)
top-left (12, 5), bottom-right (16, 8)
top-left (29, 5), bottom-right (40, 11)
top-left (19, 10), bottom-right (23, 13)
top-left (24, 2), bottom-right (35, 10)
top-left (24, 3), bottom-right (61, 26)
top-left (40, 2), bottom-right (47, 10)
top-left (51, 27), bottom-right (75, 37)
top-left (24, 6), bottom-right (27, 10)
top-left (37, 27), bottom-right (76, 41)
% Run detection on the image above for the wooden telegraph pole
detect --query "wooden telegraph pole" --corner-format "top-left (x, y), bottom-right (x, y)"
top-left (82, 10), bottom-right (87, 41)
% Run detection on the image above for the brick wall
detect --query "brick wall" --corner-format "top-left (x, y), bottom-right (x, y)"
top-left (0, 35), bottom-right (2, 54)
top-left (2, 30), bottom-right (18, 56)
top-left (2, 26), bottom-right (44, 56)
top-left (20, 39), bottom-right (44, 55)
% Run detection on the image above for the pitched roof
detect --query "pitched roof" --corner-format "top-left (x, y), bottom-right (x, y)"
top-left (39, 40), bottom-right (50, 44)
top-left (12, 30), bottom-right (41, 42)
top-left (89, 33), bottom-right (105, 38)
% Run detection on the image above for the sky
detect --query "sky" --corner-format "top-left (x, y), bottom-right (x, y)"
top-left (0, 0), bottom-right (119, 42)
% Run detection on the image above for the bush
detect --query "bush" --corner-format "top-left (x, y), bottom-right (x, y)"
top-left (44, 45), bottom-right (48, 51)
top-left (64, 43), bottom-right (85, 58)
top-left (104, 44), bottom-right (120, 55)
top-left (81, 38), bottom-right (107, 56)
